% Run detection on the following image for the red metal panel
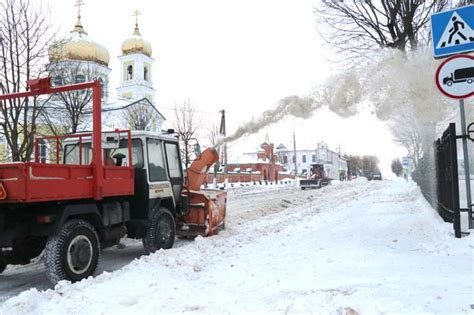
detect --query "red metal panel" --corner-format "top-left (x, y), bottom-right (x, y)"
top-left (0, 164), bottom-right (27, 202)
top-left (0, 162), bottom-right (134, 203)
top-left (29, 163), bottom-right (93, 179)
top-left (102, 166), bottom-right (134, 197)
top-left (27, 179), bottom-right (94, 202)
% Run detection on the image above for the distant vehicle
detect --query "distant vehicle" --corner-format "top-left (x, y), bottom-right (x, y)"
top-left (370, 172), bottom-right (382, 181)
top-left (300, 164), bottom-right (331, 190)
top-left (443, 67), bottom-right (474, 86)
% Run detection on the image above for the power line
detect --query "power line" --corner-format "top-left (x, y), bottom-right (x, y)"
top-left (105, 93), bottom-right (223, 115)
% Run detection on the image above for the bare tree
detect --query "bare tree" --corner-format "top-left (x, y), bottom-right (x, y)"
top-left (207, 124), bottom-right (221, 180)
top-left (391, 158), bottom-right (403, 177)
top-left (315, 0), bottom-right (448, 61)
top-left (0, 0), bottom-right (54, 161)
top-left (389, 108), bottom-right (424, 167)
top-left (121, 101), bottom-right (157, 131)
top-left (174, 100), bottom-right (200, 169)
top-left (361, 155), bottom-right (380, 177)
top-left (42, 63), bottom-right (104, 134)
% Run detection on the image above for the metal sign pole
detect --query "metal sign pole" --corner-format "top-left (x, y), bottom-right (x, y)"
top-left (460, 99), bottom-right (473, 229)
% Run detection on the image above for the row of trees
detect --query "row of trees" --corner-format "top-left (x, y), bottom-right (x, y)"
top-left (346, 155), bottom-right (380, 178)
top-left (347, 156), bottom-right (406, 178)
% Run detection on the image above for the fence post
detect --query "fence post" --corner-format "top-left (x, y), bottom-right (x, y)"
top-left (449, 123), bottom-right (461, 238)
top-left (459, 99), bottom-right (472, 229)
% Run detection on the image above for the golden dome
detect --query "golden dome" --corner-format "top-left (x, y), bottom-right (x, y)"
top-left (121, 26), bottom-right (152, 57)
top-left (48, 18), bottom-right (110, 66)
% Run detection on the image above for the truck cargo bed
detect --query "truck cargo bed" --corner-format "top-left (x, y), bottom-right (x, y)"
top-left (0, 162), bottom-right (134, 203)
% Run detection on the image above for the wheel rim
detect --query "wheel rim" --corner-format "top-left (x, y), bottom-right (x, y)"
top-left (156, 215), bottom-right (173, 246)
top-left (67, 235), bottom-right (93, 275)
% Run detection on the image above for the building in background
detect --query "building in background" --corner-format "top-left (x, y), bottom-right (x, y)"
top-left (226, 141), bottom-right (285, 182)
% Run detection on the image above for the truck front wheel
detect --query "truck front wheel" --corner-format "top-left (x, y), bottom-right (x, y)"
top-left (143, 207), bottom-right (176, 254)
top-left (45, 219), bottom-right (100, 284)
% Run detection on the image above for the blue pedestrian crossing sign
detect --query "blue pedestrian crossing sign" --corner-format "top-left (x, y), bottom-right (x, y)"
top-left (402, 157), bottom-right (409, 167)
top-left (431, 5), bottom-right (474, 58)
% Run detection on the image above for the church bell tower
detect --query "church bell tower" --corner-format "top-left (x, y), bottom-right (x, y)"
top-left (117, 10), bottom-right (155, 103)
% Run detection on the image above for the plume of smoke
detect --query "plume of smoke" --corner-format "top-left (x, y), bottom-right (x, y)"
top-left (214, 95), bottom-right (316, 147)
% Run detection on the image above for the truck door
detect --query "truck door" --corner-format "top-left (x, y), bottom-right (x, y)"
top-left (163, 141), bottom-right (184, 205)
top-left (146, 138), bottom-right (175, 212)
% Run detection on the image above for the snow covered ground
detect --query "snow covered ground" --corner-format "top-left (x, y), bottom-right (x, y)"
top-left (0, 179), bottom-right (472, 314)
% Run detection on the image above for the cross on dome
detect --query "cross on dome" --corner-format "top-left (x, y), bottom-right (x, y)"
top-left (75, 0), bottom-right (84, 19)
top-left (133, 9), bottom-right (141, 25)
top-left (73, 0), bottom-right (86, 33)
top-left (133, 9), bottom-right (141, 36)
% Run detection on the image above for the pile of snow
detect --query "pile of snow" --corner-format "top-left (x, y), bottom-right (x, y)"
top-left (0, 179), bottom-right (471, 314)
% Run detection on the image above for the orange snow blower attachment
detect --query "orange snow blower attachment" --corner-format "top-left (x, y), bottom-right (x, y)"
top-left (177, 148), bottom-right (226, 237)
top-left (186, 148), bottom-right (219, 191)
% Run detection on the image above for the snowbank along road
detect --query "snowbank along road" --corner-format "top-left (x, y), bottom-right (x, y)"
top-left (0, 179), bottom-right (472, 314)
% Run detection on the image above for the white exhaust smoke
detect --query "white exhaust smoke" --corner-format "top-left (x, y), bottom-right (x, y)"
top-left (215, 95), bottom-right (315, 147)
top-left (215, 70), bottom-right (363, 147)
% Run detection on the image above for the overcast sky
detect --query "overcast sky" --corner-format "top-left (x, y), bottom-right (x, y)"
top-left (45, 0), bottom-right (406, 167)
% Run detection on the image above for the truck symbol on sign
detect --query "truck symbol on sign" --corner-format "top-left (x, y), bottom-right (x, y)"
top-left (443, 66), bottom-right (474, 86)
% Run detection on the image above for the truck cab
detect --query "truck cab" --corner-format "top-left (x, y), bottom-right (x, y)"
top-left (63, 131), bottom-right (185, 219)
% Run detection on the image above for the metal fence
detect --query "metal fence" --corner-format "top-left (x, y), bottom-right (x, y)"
top-left (434, 123), bottom-right (462, 238)
top-left (412, 123), bottom-right (474, 238)
top-left (413, 123), bottom-right (470, 238)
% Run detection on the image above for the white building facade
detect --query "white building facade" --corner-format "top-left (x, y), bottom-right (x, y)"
top-left (273, 142), bottom-right (348, 180)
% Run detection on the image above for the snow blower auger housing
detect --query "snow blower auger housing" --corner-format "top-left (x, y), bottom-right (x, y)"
top-left (176, 148), bottom-right (227, 237)
top-left (0, 78), bottom-right (226, 284)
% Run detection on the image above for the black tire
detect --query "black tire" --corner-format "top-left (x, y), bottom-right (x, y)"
top-left (0, 252), bottom-right (7, 274)
top-left (143, 207), bottom-right (176, 254)
top-left (45, 219), bottom-right (100, 284)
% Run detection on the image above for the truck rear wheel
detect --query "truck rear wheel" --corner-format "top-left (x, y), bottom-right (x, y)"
top-left (0, 252), bottom-right (6, 274)
top-left (143, 207), bottom-right (176, 254)
top-left (45, 219), bottom-right (100, 284)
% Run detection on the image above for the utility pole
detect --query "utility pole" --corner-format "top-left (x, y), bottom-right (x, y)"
top-left (337, 144), bottom-right (341, 179)
top-left (219, 109), bottom-right (228, 187)
top-left (293, 132), bottom-right (297, 181)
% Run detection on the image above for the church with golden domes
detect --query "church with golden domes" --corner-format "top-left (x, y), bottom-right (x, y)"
top-left (46, 1), bottom-right (164, 132)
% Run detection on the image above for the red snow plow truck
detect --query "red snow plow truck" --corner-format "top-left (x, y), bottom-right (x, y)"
top-left (0, 78), bottom-right (226, 284)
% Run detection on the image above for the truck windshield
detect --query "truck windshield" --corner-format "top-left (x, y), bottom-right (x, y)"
top-left (64, 139), bottom-right (143, 168)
